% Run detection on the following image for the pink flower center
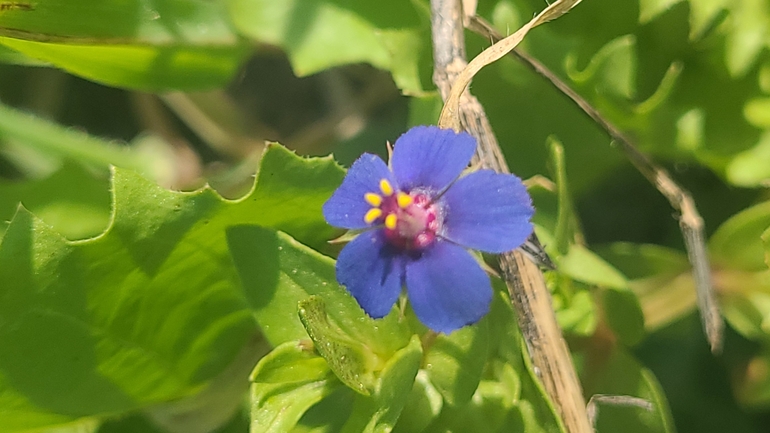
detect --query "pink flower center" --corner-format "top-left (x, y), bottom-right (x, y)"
top-left (363, 180), bottom-right (441, 251)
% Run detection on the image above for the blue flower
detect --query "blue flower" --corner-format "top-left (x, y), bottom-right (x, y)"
top-left (323, 126), bottom-right (534, 333)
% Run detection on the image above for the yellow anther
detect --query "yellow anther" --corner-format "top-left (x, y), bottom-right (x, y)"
top-left (385, 214), bottom-right (398, 230)
top-left (397, 192), bottom-right (413, 208)
top-left (379, 179), bottom-right (394, 196)
top-left (364, 193), bottom-right (382, 207)
top-left (364, 208), bottom-right (382, 224)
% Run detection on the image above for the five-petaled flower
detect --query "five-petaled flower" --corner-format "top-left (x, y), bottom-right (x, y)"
top-left (323, 126), bottom-right (534, 333)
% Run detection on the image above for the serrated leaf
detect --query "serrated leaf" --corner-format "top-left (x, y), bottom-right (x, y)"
top-left (250, 341), bottom-right (339, 433)
top-left (340, 336), bottom-right (422, 433)
top-left (423, 320), bottom-right (489, 407)
top-left (710, 201), bottom-right (770, 271)
top-left (0, 162), bottom-right (110, 241)
top-left (0, 1), bottom-right (249, 90)
top-left (226, 0), bottom-right (429, 94)
top-left (0, 144), bottom-right (347, 432)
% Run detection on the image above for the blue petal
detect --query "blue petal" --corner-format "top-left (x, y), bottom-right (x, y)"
top-left (405, 240), bottom-right (492, 333)
top-left (323, 154), bottom-right (395, 229)
top-left (441, 170), bottom-right (534, 253)
top-left (391, 126), bottom-right (476, 192)
top-left (336, 230), bottom-right (404, 319)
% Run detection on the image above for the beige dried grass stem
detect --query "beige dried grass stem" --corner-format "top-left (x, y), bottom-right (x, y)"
top-left (431, 1), bottom-right (592, 432)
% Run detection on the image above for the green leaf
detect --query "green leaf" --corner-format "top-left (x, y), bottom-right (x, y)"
top-left (486, 289), bottom-right (566, 433)
top-left (733, 347), bottom-right (770, 408)
top-left (581, 347), bottom-right (675, 433)
top-left (44, 420), bottom-right (100, 433)
top-left (687, 0), bottom-right (730, 39)
top-left (97, 414), bottom-right (165, 433)
top-left (0, 44), bottom-right (47, 66)
top-left (226, 0), bottom-right (429, 94)
top-left (423, 320), bottom-right (489, 406)
top-left (638, 0), bottom-right (683, 24)
top-left (565, 34), bottom-right (637, 99)
top-left (547, 137), bottom-right (579, 255)
top-left (0, 1), bottom-right (249, 90)
top-left (340, 335), bottom-right (423, 433)
top-left (250, 341), bottom-right (340, 433)
top-left (723, 0), bottom-right (769, 77)
top-left (0, 162), bottom-right (110, 241)
top-left (559, 244), bottom-right (645, 344)
top-left (725, 131), bottom-right (770, 186)
top-left (594, 243), bottom-right (690, 279)
top-left (602, 288), bottom-right (646, 346)
top-left (391, 371), bottom-right (443, 433)
top-left (0, 101), bottom-right (164, 179)
top-left (762, 227), bottom-right (770, 267)
top-left (553, 288), bottom-right (597, 337)
top-left (594, 243), bottom-right (695, 333)
top-left (709, 201), bottom-right (770, 271)
top-left (719, 270), bottom-right (770, 341)
top-left (298, 296), bottom-right (375, 395)
top-left (0, 144), bottom-right (347, 432)
top-left (559, 244), bottom-right (629, 289)
top-left (227, 226), bottom-right (411, 356)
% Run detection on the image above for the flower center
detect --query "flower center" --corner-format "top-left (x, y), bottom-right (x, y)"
top-left (363, 179), bottom-right (441, 250)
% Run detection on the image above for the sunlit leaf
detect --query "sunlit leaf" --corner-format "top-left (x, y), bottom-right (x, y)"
top-left (340, 336), bottom-right (422, 433)
top-left (391, 371), bottom-right (443, 433)
top-left (710, 201), bottom-right (770, 271)
top-left (250, 341), bottom-right (339, 433)
top-left (0, 1), bottom-right (249, 90)
top-left (0, 162), bottom-right (110, 241)
top-left (227, 227), bottom-right (411, 356)
top-left (0, 144), bottom-right (347, 432)
top-left (423, 321), bottom-right (489, 407)
top-left (226, 0), bottom-right (429, 94)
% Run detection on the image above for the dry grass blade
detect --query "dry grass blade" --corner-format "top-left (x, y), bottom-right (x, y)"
top-left (438, 0), bottom-right (582, 131)
top-left (431, 1), bottom-right (592, 432)
top-left (466, 15), bottom-right (724, 354)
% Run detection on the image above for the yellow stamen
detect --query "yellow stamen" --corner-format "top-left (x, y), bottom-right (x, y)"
top-left (397, 192), bottom-right (413, 208)
top-left (364, 208), bottom-right (382, 224)
top-left (385, 214), bottom-right (398, 230)
top-left (364, 192), bottom-right (382, 207)
top-left (379, 179), bottom-right (394, 196)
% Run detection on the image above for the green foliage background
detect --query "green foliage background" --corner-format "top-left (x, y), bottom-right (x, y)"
top-left (0, 0), bottom-right (769, 432)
